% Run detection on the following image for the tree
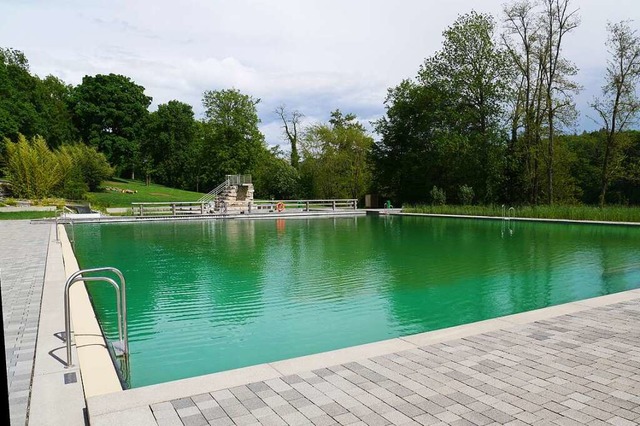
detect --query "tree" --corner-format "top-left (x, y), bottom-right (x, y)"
top-left (539, 0), bottom-right (580, 204)
top-left (70, 73), bottom-right (151, 177)
top-left (374, 12), bottom-right (511, 204)
top-left (34, 75), bottom-right (78, 148)
top-left (592, 20), bottom-right (640, 206)
top-left (142, 100), bottom-right (197, 189)
top-left (502, 0), bottom-right (581, 205)
top-left (301, 110), bottom-right (373, 200)
top-left (275, 105), bottom-right (303, 169)
top-left (0, 48), bottom-right (43, 142)
top-left (0, 48), bottom-right (79, 150)
top-left (502, 0), bottom-right (547, 203)
top-left (199, 89), bottom-right (267, 189)
top-left (419, 11), bottom-right (513, 203)
top-left (253, 146), bottom-right (300, 199)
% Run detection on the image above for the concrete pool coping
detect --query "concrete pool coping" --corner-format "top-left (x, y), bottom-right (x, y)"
top-left (49, 208), bottom-right (365, 224)
top-left (392, 211), bottom-right (640, 227)
top-left (45, 214), bottom-right (640, 424)
top-left (83, 286), bottom-right (640, 425)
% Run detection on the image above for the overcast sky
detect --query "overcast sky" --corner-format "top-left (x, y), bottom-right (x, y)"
top-left (1, 0), bottom-right (639, 147)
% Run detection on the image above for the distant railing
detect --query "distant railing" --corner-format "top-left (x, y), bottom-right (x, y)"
top-left (132, 198), bottom-right (358, 216)
top-left (227, 174), bottom-right (252, 185)
top-left (251, 199), bottom-right (358, 212)
top-left (132, 201), bottom-right (209, 216)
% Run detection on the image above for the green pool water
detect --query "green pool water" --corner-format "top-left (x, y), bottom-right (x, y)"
top-left (71, 216), bottom-right (640, 388)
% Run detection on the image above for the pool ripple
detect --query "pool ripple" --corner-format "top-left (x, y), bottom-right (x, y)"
top-left (71, 216), bottom-right (640, 387)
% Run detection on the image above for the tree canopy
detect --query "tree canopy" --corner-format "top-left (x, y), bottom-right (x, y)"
top-left (70, 73), bottom-right (152, 177)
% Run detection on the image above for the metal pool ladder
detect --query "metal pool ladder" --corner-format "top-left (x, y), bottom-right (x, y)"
top-left (64, 267), bottom-right (128, 367)
top-left (501, 205), bottom-right (516, 237)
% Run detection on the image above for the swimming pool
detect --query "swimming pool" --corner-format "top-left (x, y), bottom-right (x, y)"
top-left (71, 216), bottom-right (640, 387)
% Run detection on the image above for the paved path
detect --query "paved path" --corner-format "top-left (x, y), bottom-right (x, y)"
top-left (0, 221), bottom-right (51, 426)
top-left (147, 300), bottom-right (640, 426)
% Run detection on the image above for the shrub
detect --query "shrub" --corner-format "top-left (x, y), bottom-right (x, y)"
top-left (3, 134), bottom-right (113, 200)
top-left (4, 135), bottom-right (64, 198)
top-left (430, 185), bottom-right (446, 205)
top-left (459, 184), bottom-right (474, 205)
top-left (59, 144), bottom-right (113, 191)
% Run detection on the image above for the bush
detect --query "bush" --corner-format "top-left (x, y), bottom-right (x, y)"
top-left (459, 184), bottom-right (474, 205)
top-left (430, 185), bottom-right (446, 205)
top-left (59, 144), bottom-right (113, 191)
top-left (3, 134), bottom-right (113, 200)
top-left (4, 135), bottom-right (63, 198)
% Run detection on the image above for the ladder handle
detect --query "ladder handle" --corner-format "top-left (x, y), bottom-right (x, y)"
top-left (64, 268), bottom-right (128, 367)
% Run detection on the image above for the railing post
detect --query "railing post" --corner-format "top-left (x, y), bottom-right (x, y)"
top-left (201, 203), bottom-right (204, 214)
top-left (332, 200), bottom-right (336, 211)
top-left (306, 201), bottom-right (310, 211)
top-left (172, 204), bottom-right (176, 216)
top-left (140, 205), bottom-right (144, 217)
top-left (354, 199), bottom-right (358, 210)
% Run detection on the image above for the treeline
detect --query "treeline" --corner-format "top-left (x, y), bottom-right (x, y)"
top-left (2, 0), bottom-right (640, 206)
top-left (374, 4), bottom-right (640, 207)
top-left (0, 47), bottom-right (371, 201)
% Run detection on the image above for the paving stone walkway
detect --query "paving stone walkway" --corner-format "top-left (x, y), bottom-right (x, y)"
top-left (150, 300), bottom-right (640, 426)
top-left (0, 221), bottom-right (51, 426)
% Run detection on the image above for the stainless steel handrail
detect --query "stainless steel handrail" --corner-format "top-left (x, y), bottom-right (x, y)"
top-left (64, 267), bottom-right (128, 367)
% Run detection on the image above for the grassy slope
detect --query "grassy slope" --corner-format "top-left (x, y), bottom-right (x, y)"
top-left (0, 211), bottom-right (56, 220)
top-left (87, 179), bottom-right (203, 208)
top-left (403, 204), bottom-right (640, 223)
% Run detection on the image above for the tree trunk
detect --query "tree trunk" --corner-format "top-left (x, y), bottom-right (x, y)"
top-left (547, 108), bottom-right (554, 205)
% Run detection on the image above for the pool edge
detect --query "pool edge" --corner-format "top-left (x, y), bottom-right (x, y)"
top-left (59, 223), bottom-right (123, 397)
top-left (85, 287), bottom-right (640, 420)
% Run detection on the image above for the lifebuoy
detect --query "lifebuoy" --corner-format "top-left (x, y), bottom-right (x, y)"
top-left (276, 202), bottom-right (285, 212)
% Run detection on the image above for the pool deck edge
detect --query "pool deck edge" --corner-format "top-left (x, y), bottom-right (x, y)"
top-left (28, 223), bottom-right (86, 426)
top-left (85, 287), bottom-right (640, 424)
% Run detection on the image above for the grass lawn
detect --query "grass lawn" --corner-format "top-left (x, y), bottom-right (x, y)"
top-left (87, 179), bottom-right (203, 208)
top-left (403, 204), bottom-right (640, 223)
top-left (0, 211), bottom-right (56, 220)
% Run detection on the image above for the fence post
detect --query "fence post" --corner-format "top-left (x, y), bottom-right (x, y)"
top-left (172, 204), bottom-right (176, 216)
top-left (332, 200), bottom-right (336, 210)
top-left (200, 203), bottom-right (204, 214)
top-left (354, 199), bottom-right (357, 210)
top-left (140, 205), bottom-right (144, 216)
top-left (306, 201), bottom-right (309, 212)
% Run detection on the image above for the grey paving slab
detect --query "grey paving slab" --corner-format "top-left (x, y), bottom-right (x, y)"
top-left (109, 297), bottom-right (640, 425)
top-left (0, 220), bottom-right (51, 426)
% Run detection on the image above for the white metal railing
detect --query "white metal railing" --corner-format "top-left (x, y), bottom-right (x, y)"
top-left (227, 174), bottom-right (252, 185)
top-left (132, 201), bottom-right (209, 216)
top-left (132, 198), bottom-right (358, 216)
top-left (64, 267), bottom-right (128, 367)
top-left (251, 199), bottom-right (358, 212)
top-left (197, 179), bottom-right (230, 203)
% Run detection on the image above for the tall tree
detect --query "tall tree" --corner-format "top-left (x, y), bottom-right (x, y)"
top-left (142, 100), bottom-right (197, 189)
top-left (0, 48), bottom-right (42, 142)
top-left (540, 0), bottom-right (580, 204)
top-left (592, 20), bottom-right (640, 206)
top-left (200, 88), bottom-right (267, 189)
top-left (301, 110), bottom-right (373, 200)
top-left (275, 105), bottom-right (303, 169)
top-left (422, 11), bottom-right (512, 202)
top-left (34, 75), bottom-right (78, 148)
top-left (502, 0), bottom-right (580, 204)
top-left (374, 12), bottom-right (512, 204)
top-left (70, 73), bottom-right (151, 177)
top-left (502, 0), bottom-right (546, 203)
